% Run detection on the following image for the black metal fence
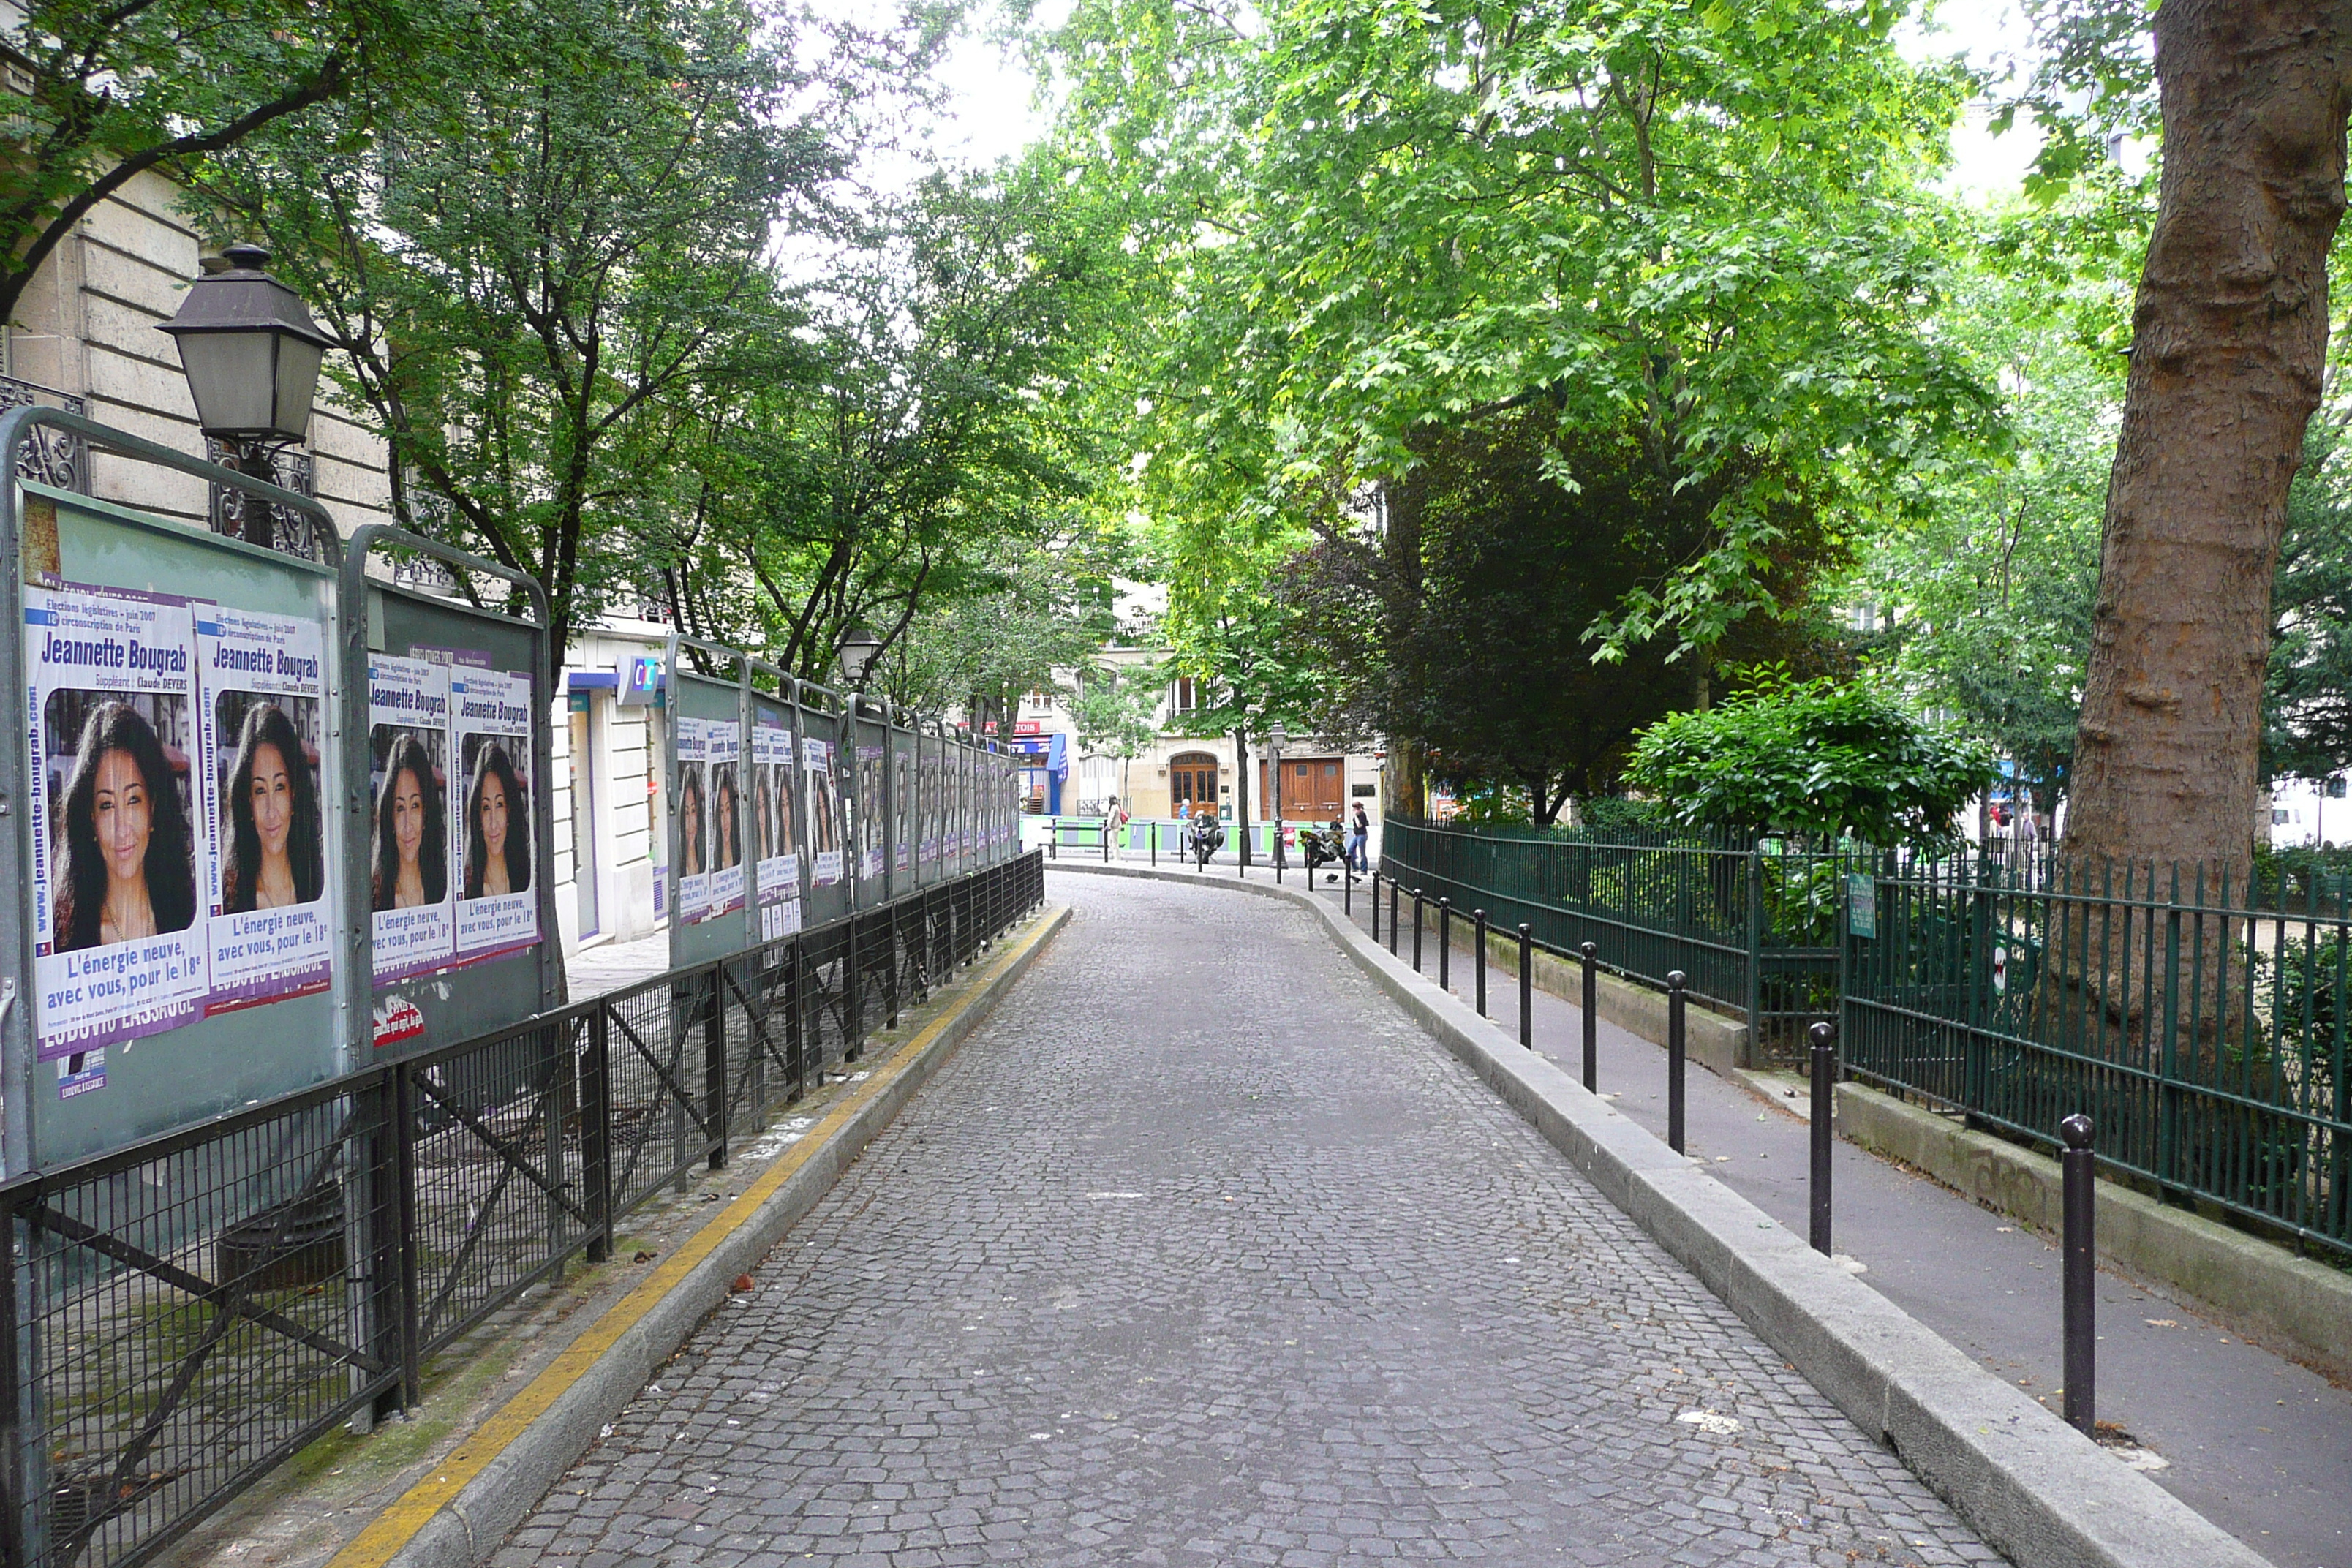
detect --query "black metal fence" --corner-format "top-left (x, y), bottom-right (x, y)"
top-left (1378, 819), bottom-right (1842, 1061)
top-left (0, 851), bottom-right (1045, 1568)
top-left (1844, 855), bottom-right (2352, 1264)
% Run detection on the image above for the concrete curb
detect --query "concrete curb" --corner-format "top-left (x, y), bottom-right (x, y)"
top-left (347, 905), bottom-right (1071, 1568)
top-left (1051, 863), bottom-right (2267, 1568)
top-left (1836, 1079), bottom-right (2352, 1386)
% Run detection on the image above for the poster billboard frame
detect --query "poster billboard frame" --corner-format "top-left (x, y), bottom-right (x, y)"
top-left (341, 523), bottom-right (558, 1061)
top-left (0, 407), bottom-right (361, 1171)
top-left (664, 635), bottom-right (752, 970)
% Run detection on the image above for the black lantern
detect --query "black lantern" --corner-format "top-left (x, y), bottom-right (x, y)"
top-left (158, 244), bottom-right (332, 445)
top-left (837, 625), bottom-right (883, 687)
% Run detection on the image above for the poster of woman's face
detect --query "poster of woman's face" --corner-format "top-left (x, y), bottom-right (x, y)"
top-left (678, 761), bottom-right (708, 875)
top-left (755, 766), bottom-right (773, 862)
top-left (809, 769), bottom-right (837, 856)
top-left (461, 734), bottom-right (532, 900)
top-left (770, 764), bottom-right (796, 856)
top-left (369, 726), bottom-right (451, 912)
top-left (44, 691), bottom-right (198, 951)
top-left (216, 693), bottom-right (324, 915)
top-left (710, 763), bottom-right (741, 871)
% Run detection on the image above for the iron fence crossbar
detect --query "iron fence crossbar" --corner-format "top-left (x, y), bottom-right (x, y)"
top-left (0, 852), bottom-right (1044, 1568)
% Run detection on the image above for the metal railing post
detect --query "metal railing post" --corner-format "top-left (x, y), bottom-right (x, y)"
top-left (705, 967), bottom-right (728, 1170)
top-left (1412, 889), bottom-right (1425, 972)
top-left (1438, 898), bottom-right (1451, 991)
top-left (392, 1064), bottom-right (423, 1410)
top-left (1389, 879), bottom-right (1400, 955)
top-left (0, 1186), bottom-right (25, 1568)
top-left (1667, 970), bottom-right (1688, 1155)
top-left (1518, 924), bottom-right (1533, 1049)
top-left (2062, 1114), bottom-right (2097, 1439)
top-left (1809, 1021), bottom-right (1836, 1255)
top-left (584, 1006), bottom-right (613, 1263)
top-left (1580, 941), bottom-right (1598, 1093)
top-left (1472, 908), bottom-right (1487, 1015)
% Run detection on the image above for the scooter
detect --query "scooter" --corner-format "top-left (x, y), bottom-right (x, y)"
top-left (1298, 821), bottom-right (1349, 882)
top-left (1185, 815), bottom-right (1226, 870)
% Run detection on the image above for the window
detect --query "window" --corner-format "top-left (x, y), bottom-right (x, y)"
top-left (1171, 676), bottom-right (1199, 712)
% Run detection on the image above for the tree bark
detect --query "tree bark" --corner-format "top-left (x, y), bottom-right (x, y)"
top-left (2068, 1), bottom-right (2352, 880)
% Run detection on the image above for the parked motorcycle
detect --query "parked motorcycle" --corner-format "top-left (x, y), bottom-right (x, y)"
top-left (1299, 821), bottom-right (1349, 882)
top-left (1186, 815), bottom-right (1226, 870)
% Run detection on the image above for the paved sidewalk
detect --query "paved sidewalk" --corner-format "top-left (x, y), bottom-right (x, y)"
top-left (496, 873), bottom-right (2002, 1567)
top-left (1300, 873), bottom-right (2349, 1568)
top-left (565, 931), bottom-right (674, 999)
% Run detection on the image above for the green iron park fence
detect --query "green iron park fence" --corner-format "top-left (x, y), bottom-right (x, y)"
top-left (1379, 818), bottom-right (2352, 1262)
top-left (1378, 818), bottom-right (1843, 1062)
top-left (1844, 856), bottom-right (2351, 1264)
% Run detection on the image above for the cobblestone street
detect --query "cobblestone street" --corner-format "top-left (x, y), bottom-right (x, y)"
top-left (497, 874), bottom-right (2002, 1568)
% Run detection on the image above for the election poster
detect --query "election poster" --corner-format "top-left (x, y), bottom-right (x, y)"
top-left (27, 583), bottom-right (208, 1060)
top-left (674, 717), bottom-right (711, 922)
top-left (453, 667), bottom-right (538, 961)
top-left (856, 743), bottom-right (885, 882)
top-left (369, 655), bottom-right (456, 982)
top-left (754, 715), bottom-right (800, 940)
top-left (705, 718), bottom-right (745, 920)
top-left (893, 748), bottom-right (912, 875)
top-left (197, 606), bottom-right (330, 1014)
top-left (804, 734), bottom-right (843, 888)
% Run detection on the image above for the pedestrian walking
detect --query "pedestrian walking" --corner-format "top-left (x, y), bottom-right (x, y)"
top-left (1348, 801), bottom-right (1370, 873)
top-left (1109, 795), bottom-right (1131, 850)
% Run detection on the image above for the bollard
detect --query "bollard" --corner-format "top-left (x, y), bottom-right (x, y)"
top-left (1150, 823), bottom-right (1157, 867)
top-left (1102, 822), bottom-right (1109, 862)
top-left (1389, 879), bottom-right (1400, 955)
top-left (1472, 908), bottom-right (1488, 1016)
top-left (1580, 941), bottom-right (1599, 1093)
top-left (1411, 889), bottom-right (1425, 972)
top-left (2062, 1113), bottom-right (2097, 1439)
top-left (1438, 899), bottom-right (1451, 991)
top-left (1809, 1021), bottom-right (1836, 1256)
top-left (1666, 970), bottom-right (1687, 1155)
top-left (1371, 871), bottom-right (1380, 943)
top-left (1344, 863), bottom-right (1353, 918)
top-left (1518, 924), bottom-right (1533, 1049)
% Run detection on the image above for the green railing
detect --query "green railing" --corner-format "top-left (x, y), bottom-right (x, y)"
top-left (1844, 857), bottom-right (2352, 1262)
top-left (1377, 819), bottom-right (1842, 1063)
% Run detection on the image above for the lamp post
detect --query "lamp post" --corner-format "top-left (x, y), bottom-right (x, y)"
top-left (157, 244), bottom-right (331, 548)
top-left (1268, 721), bottom-right (1287, 876)
top-left (835, 625), bottom-right (883, 689)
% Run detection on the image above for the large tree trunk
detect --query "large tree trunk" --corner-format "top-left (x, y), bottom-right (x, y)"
top-left (2067, 1), bottom-right (2352, 881)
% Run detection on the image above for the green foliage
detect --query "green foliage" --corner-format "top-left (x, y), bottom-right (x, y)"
top-left (1624, 672), bottom-right (1996, 846)
top-left (207, 0), bottom-right (834, 650)
top-left (0, 0), bottom-right (399, 328)
top-left (1858, 241), bottom-right (2120, 806)
top-left (1291, 410), bottom-right (1847, 825)
top-left (1044, 0), bottom-right (1997, 659)
top-left (2266, 415), bottom-right (2352, 785)
top-left (1073, 670), bottom-right (1161, 765)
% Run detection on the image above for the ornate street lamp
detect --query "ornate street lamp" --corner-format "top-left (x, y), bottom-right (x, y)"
top-left (836, 624), bottom-right (883, 688)
top-left (1268, 720), bottom-right (1288, 875)
top-left (157, 243), bottom-right (331, 546)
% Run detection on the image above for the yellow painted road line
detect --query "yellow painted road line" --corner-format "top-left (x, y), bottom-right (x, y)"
top-left (329, 913), bottom-right (1055, 1568)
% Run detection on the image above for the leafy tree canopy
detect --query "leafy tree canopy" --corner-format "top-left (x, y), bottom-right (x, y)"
top-left (1044, 0), bottom-right (1997, 657)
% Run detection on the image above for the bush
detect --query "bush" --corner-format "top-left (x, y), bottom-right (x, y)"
top-left (1624, 671), bottom-right (1996, 848)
